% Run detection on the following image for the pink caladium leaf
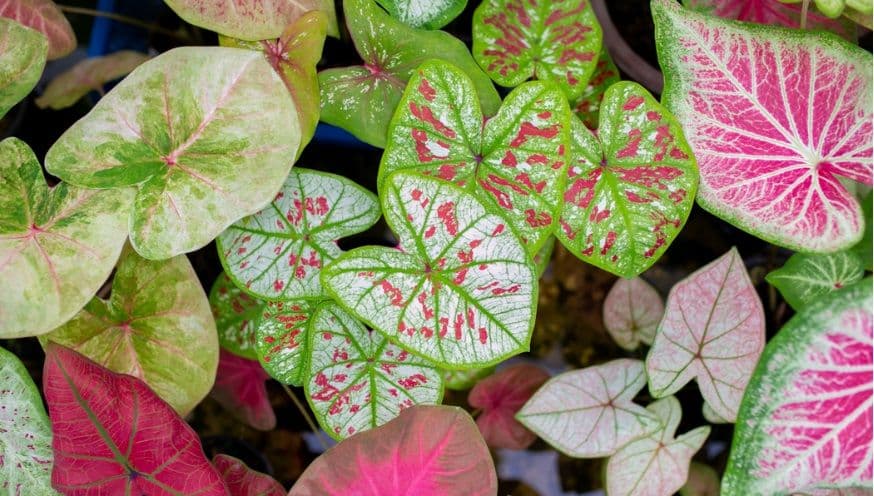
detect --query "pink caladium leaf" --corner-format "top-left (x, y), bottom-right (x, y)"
top-left (472, 0), bottom-right (602, 100)
top-left (322, 171), bottom-right (537, 369)
top-left (288, 405), bottom-right (497, 495)
top-left (0, 18), bottom-right (46, 119)
top-left (516, 359), bottom-right (661, 457)
top-left (35, 51), bottom-right (149, 110)
top-left (682, 0), bottom-right (856, 39)
top-left (209, 349), bottom-right (276, 431)
top-left (43, 343), bottom-right (228, 495)
top-left (646, 247), bottom-right (765, 422)
top-left (379, 59), bottom-right (572, 255)
top-left (723, 279), bottom-right (872, 495)
top-left (209, 273), bottom-right (266, 360)
top-left (571, 49), bottom-right (620, 130)
top-left (606, 396), bottom-right (711, 496)
top-left (653, 0), bottom-right (873, 252)
top-left (558, 82), bottom-right (698, 277)
top-left (0, 0), bottom-right (74, 59)
top-left (305, 302), bottom-right (443, 440)
top-left (603, 277), bottom-right (664, 351)
top-left (253, 300), bottom-right (314, 386)
top-left (213, 454), bottom-right (284, 496)
top-left (468, 363), bottom-right (550, 450)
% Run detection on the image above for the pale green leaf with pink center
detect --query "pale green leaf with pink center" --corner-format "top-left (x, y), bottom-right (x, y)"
top-left (253, 300), bottom-right (314, 386)
top-left (209, 272), bottom-right (266, 360)
top-left (0, 0), bottom-right (74, 60)
top-left (571, 49), bottom-right (620, 130)
top-left (0, 17), bottom-right (46, 119)
top-left (766, 251), bottom-right (865, 311)
top-left (35, 51), bottom-right (150, 110)
top-left (375, 0), bottom-right (467, 29)
top-left (603, 277), bottom-right (663, 351)
top-left (163, 0), bottom-right (338, 40)
top-left (44, 46), bottom-right (300, 260)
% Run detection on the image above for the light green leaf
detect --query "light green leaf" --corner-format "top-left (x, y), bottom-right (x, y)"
top-left (253, 300), bottom-right (315, 386)
top-left (375, 0), bottom-right (467, 29)
top-left (851, 190), bottom-right (872, 270)
top-left (784, 0), bottom-right (871, 18)
top-left (0, 17), bottom-right (46, 119)
top-left (209, 272), bottom-right (266, 360)
top-left (571, 48), bottom-right (620, 130)
top-left (443, 365), bottom-right (494, 390)
top-left (766, 251), bottom-right (865, 311)
top-left (35, 51), bottom-right (150, 110)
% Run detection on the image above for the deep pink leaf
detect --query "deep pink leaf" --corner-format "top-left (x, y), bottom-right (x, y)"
top-left (209, 349), bottom-right (276, 431)
top-left (0, 0), bottom-right (75, 59)
top-left (213, 454), bottom-right (284, 496)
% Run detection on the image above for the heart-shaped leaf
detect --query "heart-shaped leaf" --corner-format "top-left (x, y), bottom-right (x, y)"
top-left (214, 454), bottom-right (285, 496)
top-left (0, 17), bottom-right (46, 119)
top-left (766, 251), bottom-right (865, 311)
top-left (319, 0), bottom-right (500, 148)
top-left (646, 247), bottom-right (766, 422)
top-left (323, 171), bottom-right (538, 368)
top-left (375, 0), bottom-right (467, 28)
top-left (444, 365), bottom-right (494, 390)
top-left (606, 396), bottom-right (711, 496)
top-left (218, 168), bottom-right (380, 301)
top-left (603, 276), bottom-right (664, 351)
top-left (35, 51), bottom-right (149, 110)
top-left (164, 0), bottom-right (338, 40)
top-left (44, 343), bottom-right (227, 495)
top-left (210, 349), bottom-right (276, 431)
top-left (682, 0), bottom-right (856, 38)
top-left (468, 363), bottom-right (549, 449)
top-left (653, 0), bottom-right (873, 252)
top-left (0, 346), bottom-right (55, 495)
top-left (472, 0), bottom-right (602, 100)
top-left (288, 405), bottom-right (497, 495)
top-left (517, 359), bottom-right (661, 457)
top-left (253, 300), bottom-right (314, 386)
top-left (723, 279), bottom-right (872, 495)
top-left (40, 245), bottom-right (219, 415)
top-left (379, 59), bottom-right (572, 254)
top-left (44, 46), bottom-right (301, 260)
top-left (0, 138), bottom-right (132, 338)
top-left (210, 272), bottom-right (265, 360)
top-left (571, 48), bottom-right (620, 130)
top-left (0, 0), bottom-right (74, 59)
top-left (559, 82), bottom-right (698, 277)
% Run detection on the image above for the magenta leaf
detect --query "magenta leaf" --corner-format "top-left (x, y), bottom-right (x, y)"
top-left (682, 0), bottom-right (856, 39)
top-left (43, 343), bottom-right (227, 495)
top-left (253, 300), bottom-right (315, 386)
top-left (209, 349), bottom-right (276, 431)
top-left (0, 0), bottom-right (75, 59)
top-left (603, 276), bottom-right (664, 351)
top-left (213, 454), bottom-right (284, 496)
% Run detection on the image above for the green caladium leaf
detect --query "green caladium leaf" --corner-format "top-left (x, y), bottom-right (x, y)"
top-left (0, 346), bottom-right (56, 495)
top-left (322, 171), bottom-right (538, 368)
top-left (375, 0), bottom-right (467, 29)
top-left (0, 138), bottom-right (132, 338)
top-left (784, 0), bottom-right (871, 18)
top-left (306, 302), bottom-right (443, 440)
top-left (533, 235), bottom-right (555, 277)
top-left (558, 82), bottom-right (698, 277)
top-left (253, 300), bottom-right (315, 386)
top-left (44, 46), bottom-right (300, 260)
top-left (379, 59), bottom-right (572, 254)
top-left (209, 272), bottom-right (266, 360)
top-left (218, 168), bottom-right (380, 301)
top-left (34, 51), bottom-right (150, 110)
top-left (319, 0), bottom-right (500, 148)
top-left (0, 17), bottom-right (46, 119)
top-left (472, 0), bottom-right (602, 100)
top-left (443, 366), bottom-right (494, 390)
top-left (571, 48), bottom-right (620, 130)
top-left (766, 251), bottom-right (865, 311)
top-left (40, 245), bottom-right (219, 416)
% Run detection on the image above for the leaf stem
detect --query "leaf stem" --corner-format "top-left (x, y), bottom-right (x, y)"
top-left (56, 5), bottom-right (190, 41)
top-left (280, 383), bottom-right (328, 451)
top-left (800, 0), bottom-right (810, 30)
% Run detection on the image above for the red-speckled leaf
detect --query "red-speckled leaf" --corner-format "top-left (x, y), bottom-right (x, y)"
top-left (0, 17), bottom-right (46, 119)
top-left (380, 59), bottom-right (571, 254)
top-left (253, 300), bottom-right (314, 386)
top-left (214, 454), bottom-right (284, 496)
top-left (322, 171), bottom-right (537, 368)
top-left (305, 302), bottom-right (443, 440)
top-left (654, 0), bottom-right (873, 252)
top-left (723, 280), bottom-right (872, 495)
top-left (682, 0), bottom-right (856, 39)
top-left (288, 405), bottom-right (497, 495)
top-left (209, 273), bottom-right (265, 360)
top-left (218, 168), bottom-right (380, 302)
top-left (164, 0), bottom-right (337, 40)
top-left (0, 0), bottom-right (74, 59)
top-left (44, 344), bottom-right (227, 495)
top-left (646, 247), bottom-right (766, 422)
top-left (472, 0), bottom-right (602, 100)
top-left (571, 48), bottom-right (620, 130)
top-left (209, 350), bottom-right (276, 431)
top-left (35, 51), bottom-right (149, 110)
top-left (468, 363), bottom-right (549, 450)
top-left (603, 277), bottom-right (664, 351)
top-left (516, 359), bottom-right (661, 457)
top-left (558, 82), bottom-right (698, 277)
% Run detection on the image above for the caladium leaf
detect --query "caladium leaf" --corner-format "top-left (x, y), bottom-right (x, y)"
top-left (305, 302), bottom-right (443, 440)
top-left (606, 396), bottom-right (711, 496)
top-left (379, 59), bottom-right (572, 254)
top-left (0, 138), bottom-right (132, 339)
top-left (444, 365), bottom-right (494, 390)
top-left (472, 0), bottom-right (602, 100)
top-left (322, 171), bottom-right (538, 368)
top-left (0, 346), bottom-right (55, 495)
top-left (517, 359), bottom-right (661, 457)
top-left (44, 46), bottom-right (300, 260)
top-left (34, 51), bottom-right (149, 110)
top-left (253, 300), bottom-right (314, 386)
top-left (319, 0), bottom-right (500, 148)
top-left (0, 17), bottom-right (46, 119)
top-left (0, 0), bottom-right (74, 59)
top-left (723, 279), bottom-right (872, 495)
top-left (682, 0), bottom-right (856, 39)
top-left (766, 251), bottom-right (865, 311)
top-left (702, 401), bottom-right (729, 424)
top-left (43, 344), bottom-right (227, 495)
top-left (164, 0), bottom-right (338, 40)
top-left (603, 276), bottom-right (664, 351)
top-left (288, 405), bottom-right (497, 495)
top-left (784, 0), bottom-right (871, 18)
top-left (851, 190), bottom-right (872, 270)
top-left (210, 349), bottom-right (276, 431)
top-left (40, 245), bottom-right (218, 416)
top-left (680, 462), bottom-right (721, 496)
top-left (213, 454), bottom-right (284, 496)
top-left (653, 0), bottom-right (873, 252)
top-left (210, 272), bottom-right (265, 360)
top-left (646, 247), bottom-right (766, 422)
top-left (218, 168), bottom-right (380, 301)
top-left (571, 49), bottom-right (620, 130)
top-left (559, 82), bottom-right (698, 277)
top-left (468, 363), bottom-right (549, 450)
top-left (534, 235), bottom-right (555, 277)
top-left (375, 0), bottom-right (467, 29)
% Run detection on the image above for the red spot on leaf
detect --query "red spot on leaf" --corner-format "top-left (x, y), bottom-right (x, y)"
top-left (616, 129), bottom-right (642, 158)
top-left (525, 209), bottom-right (552, 227)
top-left (409, 102), bottom-right (457, 139)
top-left (418, 79), bottom-right (437, 101)
top-left (437, 202), bottom-right (459, 235)
top-left (510, 122), bottom-right (560, 147)
top-left (623, 96), bottom-right (645, 110)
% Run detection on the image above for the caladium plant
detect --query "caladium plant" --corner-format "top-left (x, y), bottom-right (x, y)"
top-left (765, 250), bottom-right (865, 310)
top-left (209, 272), bottom-right (265, 360)
top-left (0, 17), bottom-right (46, 120)
top-left (213, 454), bottom-right (285, 496)
top-left (602, 276), bottom-right (664, 351)
top-left (682, 0), bottom-right (856, 38)
top-left (0, 0), bottom-right (75, 60)
top-left (34, 50), bottom-right (150, 110)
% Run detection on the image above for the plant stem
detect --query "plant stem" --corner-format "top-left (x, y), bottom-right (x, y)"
top-left (280, 383), bottom-right (329, 451)
top-left (800, 0), bottom-right (810, 30)
top-left (57, 5), bottom-right (189, 41)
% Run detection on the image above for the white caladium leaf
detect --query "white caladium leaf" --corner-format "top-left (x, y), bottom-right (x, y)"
top-left (0, 138), bottom-right (132, 338)
top-left (0, 17), bottom-right (47, 119)
top-left (559, 82), bottom-right (698, 277)
top-left (766, 251), bottom-right (865, 311)
top-left (646, 247), bottom-right (766, 422)
top-left (606, 396), bottom-right (711, 496)
top-left (253, 300), bottom-right (314, 386)
top-left (44, 46), bottom-right (300, 260)
top-left (306, 302), bottom-right (443, 440)
top-left (682, 0), bottom-right (856, 40)
top-left (653, 0), bottom-right (873, 252)
top-left (218, 168), bottom-right (380, 301)
top-left (0, 346), bottom-right (56, 495)
top-left (375, 0), bottom-right (467, 29)
top-left (380, 59), bottom-right (571, 255)
top-left (516, 359), bottom-right (661, 457)
top-left (323, 171), bottom-right (537, 368)
top-left (209, 272), bottom-right (265, 360)
top-left (603, 277), bottom-right (664, 351)
top-left (723, 280), bottom-right (872, 495)
top-left (164, 0), bottom-right (338, 40)
top-left (571, 49), bottom-right (621, 130)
